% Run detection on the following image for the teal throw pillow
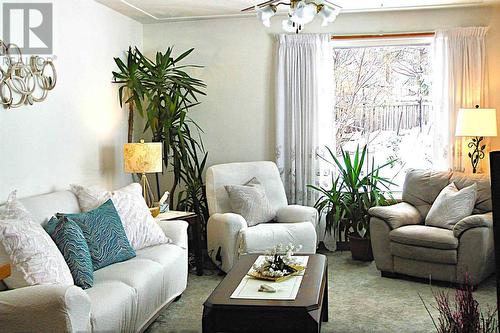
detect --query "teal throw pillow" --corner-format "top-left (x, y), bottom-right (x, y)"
top-left (45, 216), bottom-right (94, 289)
top-left (58, 199), bottom-right (135, 270)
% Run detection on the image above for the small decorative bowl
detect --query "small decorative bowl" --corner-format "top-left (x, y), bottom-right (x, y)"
top-left (247, 264), bottom-right (306, 282)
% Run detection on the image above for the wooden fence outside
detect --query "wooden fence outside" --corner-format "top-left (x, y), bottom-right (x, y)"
top-left (335, 102), bottom-right (432, 133)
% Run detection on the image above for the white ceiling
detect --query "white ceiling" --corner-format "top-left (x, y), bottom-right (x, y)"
top-left (95, 0), bottom-right (499, 23)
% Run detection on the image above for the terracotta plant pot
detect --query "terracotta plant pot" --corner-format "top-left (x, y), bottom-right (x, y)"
top-left (348, 235), bottom-right (374, 261)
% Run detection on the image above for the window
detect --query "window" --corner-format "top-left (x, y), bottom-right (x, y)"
top-left (332, 38), bottom-right (434, 190)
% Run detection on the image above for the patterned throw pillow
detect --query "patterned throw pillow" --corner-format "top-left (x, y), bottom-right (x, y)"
top-left (45, 216), bottom-right (94, 289)
top-left (0, 190), bottom-right (74, 289)
top-left (58, 199), bottom-right (136, 271)
top-left (70, 183), bottom-right (170, 250)
top-left (425, 182), bottom-right (478, 229)
top-left (225, 177), bottom-right (276, 227)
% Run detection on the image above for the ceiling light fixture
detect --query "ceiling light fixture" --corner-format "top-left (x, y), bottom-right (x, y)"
top-left (242, 0), bottom-right (341, 33)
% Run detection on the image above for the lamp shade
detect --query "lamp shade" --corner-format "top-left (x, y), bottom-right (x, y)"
top-left (123, 140), bottom-right (163, 174)
top-left (455, 108), bottom-right (498, 137)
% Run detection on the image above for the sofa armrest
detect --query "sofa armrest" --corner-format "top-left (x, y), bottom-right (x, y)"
top-left (157, 220), bottom-right (189, 249)
top-left (276, 205), bottom-right (319, 228)
top-left (0, 284), bottom-right (91, 333)
top-left (207, 213), bottom-right (248, 272)
top-left (369, 202), bottom-right (422, 229)
top-left (453, 213), bottom-right (493, 238)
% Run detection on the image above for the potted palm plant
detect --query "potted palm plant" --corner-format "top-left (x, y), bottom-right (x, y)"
top-left (112, 47), bottom-right (209, 225)
top-left (308, 145), bottom-right (395, 261)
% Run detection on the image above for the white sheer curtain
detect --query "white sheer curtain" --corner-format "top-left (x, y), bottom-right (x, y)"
top-left (275, 34), bottom-right (335, 248)
top-left (433, 27), bottom-right (489, 171)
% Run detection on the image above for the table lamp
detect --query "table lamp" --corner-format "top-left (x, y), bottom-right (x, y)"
top-left (124, 140), bottom-right (163, 207)
top-left (455, 105), bottom-right (498, 173)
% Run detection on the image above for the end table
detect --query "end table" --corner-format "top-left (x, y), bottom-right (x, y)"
top-left (0, 263), bottom-right (11, 282)
top-left (157, 211), bottom-right (204, 276)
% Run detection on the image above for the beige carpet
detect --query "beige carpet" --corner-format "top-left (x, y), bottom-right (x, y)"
top-left (147, 251), bottom-right (497, 333)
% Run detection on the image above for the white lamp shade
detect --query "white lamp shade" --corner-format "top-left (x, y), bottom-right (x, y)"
top-left (318, 5), bottom-right (337, 26)
top-left (257, 5), bottom-right (276, 27)
top-left (455, 108), bottom-right (498, 137)
top-left (124, 141), bottom-right (163, 173)
top-left (290, 1), bottom-right (316, 25)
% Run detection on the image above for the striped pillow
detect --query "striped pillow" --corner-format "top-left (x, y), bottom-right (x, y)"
top-left (58, 199), bottom-right (136, 271)
top-left (45, 216), bottom-right (94, 289)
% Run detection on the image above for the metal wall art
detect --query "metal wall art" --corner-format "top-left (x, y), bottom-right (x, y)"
top-left (0, 41), bottom-right (57, 109)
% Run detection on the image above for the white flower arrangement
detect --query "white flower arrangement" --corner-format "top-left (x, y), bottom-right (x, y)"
top-left (251, 243), bottom-right (303, 279)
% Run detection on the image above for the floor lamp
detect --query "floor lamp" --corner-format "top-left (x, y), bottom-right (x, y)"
top-left (124, 140), bottom-right (163, 207)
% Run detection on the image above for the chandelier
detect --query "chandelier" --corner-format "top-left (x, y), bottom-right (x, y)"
top-left (0, 41), bottom-right (57, 109)
top-left (242, 0), bottom-right (341, 33)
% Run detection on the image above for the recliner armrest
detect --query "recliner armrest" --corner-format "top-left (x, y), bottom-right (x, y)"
top-left (276, 205), bottom-right (319, 227)
top-left (207, 213), bottom-right (248, 272)
top-left (0, 284), bottom-right (91, 332)
top-left (157, 220), bottom-right (189, 249)
top-left (453, 212), bottom-right (493, 238)
top-left (369, 202), bottom-right (422, 229)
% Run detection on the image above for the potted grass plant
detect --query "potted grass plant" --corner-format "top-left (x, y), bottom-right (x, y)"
top-left (308, 145), bottom-right (396, 261)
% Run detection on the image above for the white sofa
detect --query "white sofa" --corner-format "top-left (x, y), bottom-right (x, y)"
top-left (0, 190), bottom-right (188, 333)
top-left (206, 161), bottom-right (318, 272)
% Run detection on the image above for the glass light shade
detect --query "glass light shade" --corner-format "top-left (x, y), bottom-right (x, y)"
top-left (318, 5), bottom-right (337, 27)
top-left (124, 140), bottom-right (163, 174)
top-left (455, 108), bottom-right (498, 137)
top-left (257, 5), bottom-right (276, 27)
top-left (282, 19), bottom-right (295, 33)
top-left (290, 1), bottom-right (316, 25)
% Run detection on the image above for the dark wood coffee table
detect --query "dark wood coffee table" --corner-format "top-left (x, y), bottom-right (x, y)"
top-left (203, 254), bottom-right (328, 333)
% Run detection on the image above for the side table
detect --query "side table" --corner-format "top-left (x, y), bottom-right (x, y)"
top-left (0, 263), bottom-right (11, 282)
top-left (157, 211), bottom-right (204, 276)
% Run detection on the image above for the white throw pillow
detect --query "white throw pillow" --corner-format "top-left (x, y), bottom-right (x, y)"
top-left (0, 191), bottom-right (74, 289)
top-left (425, 182), bottom-right (477, 230)
top-left (71, 183), bottom-right (170, 250)
top-left (225, 177), bottom-right (276, 227)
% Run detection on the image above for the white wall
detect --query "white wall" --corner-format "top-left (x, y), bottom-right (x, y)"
top-left (143, 6), bottom-right (500, 190)
top-left (0, 0), bottom-right (142, 200)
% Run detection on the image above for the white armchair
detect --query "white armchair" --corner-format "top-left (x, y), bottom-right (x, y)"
top-left (206, 161), bottom-right (318, 272)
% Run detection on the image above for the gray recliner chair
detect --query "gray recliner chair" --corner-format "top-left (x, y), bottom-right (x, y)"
top-left (369, 169), bottom-right (495, 286)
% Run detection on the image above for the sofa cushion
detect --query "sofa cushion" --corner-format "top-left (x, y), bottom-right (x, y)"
top-left (85, 281), bottom-right (136, 333)
top-left (71, 183), bottom-right (170, 250)
top-left (390, 242), bottom-right (457, 264)
top-left (133, 244), bottom-right (188, 302)
top-left (93, 258), bottom-right (164, 331)
top-left (425, 183), bottom-right (477, 229)
top-left (45, 216), bottom-right (94, 289)
top-left (238, 222), bottom-right (317, 254)
top-left (0, 191), bottom-right (73, 289)
top-left (389, 225), bottom-right (458, 250)
top-left (59, 199), bottom-right (136, 270)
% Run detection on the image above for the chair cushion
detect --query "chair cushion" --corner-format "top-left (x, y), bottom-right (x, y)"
top-left (425, 183), bottom-right (477, 229)
top-left (238, 222), bottom-right (317, 254)
top-left (390, 242), bottom-right (457, 264)
top-left (225, 177), bottom-right (276, 227)
top-left (85, 281), bottom-right (136, 333)
top-left (93, 258), bottom-right (164, 330)
top-left (389, 225), bottom-right (458, 250)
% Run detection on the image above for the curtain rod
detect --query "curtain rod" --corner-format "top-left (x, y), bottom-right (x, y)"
top-left (331, 32), bottom-right (435, 40)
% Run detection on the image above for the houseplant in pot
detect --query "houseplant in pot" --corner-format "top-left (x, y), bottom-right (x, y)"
top-left (308, 145), bottom-right (395, 261)
top-left (112, 47), bottom-right (209, 227)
